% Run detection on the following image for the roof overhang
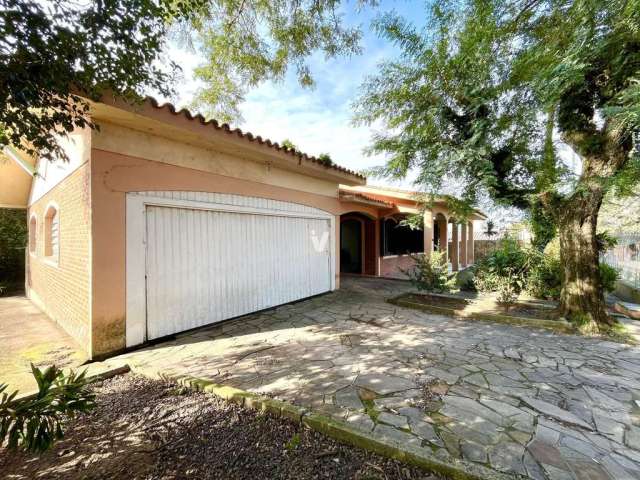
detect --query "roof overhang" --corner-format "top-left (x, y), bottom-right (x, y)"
top-left (89, 96), bottom-right (366, 186)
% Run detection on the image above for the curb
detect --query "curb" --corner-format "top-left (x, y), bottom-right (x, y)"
top-left (132, 366), bottom-right (515, 480)
top-left (388, 296), bottom-right (575, 334)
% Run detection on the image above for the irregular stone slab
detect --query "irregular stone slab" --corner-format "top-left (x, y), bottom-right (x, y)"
top-left (344, 412), bottom-right (375, 432)
top-left (594, 413), bottom-right (625, 444)
top-left (488, 442), bottom-right (527, 475)
top-left (521, 397), bottom-right (594, 430)
top-left (460, 439), bottom-right (488, 463)
top-left (528, 440), bottom-right (569, 471)
top-left (372, 423), bottom-right (421, 447)
top-left (354, 373), bottom-right (416, 395)
top-left (626, 425), bottom-right (640, 450)
top-left (334, 386), bottom-right (363, 411)
top-left (377, 412), bottom-right (409, 429)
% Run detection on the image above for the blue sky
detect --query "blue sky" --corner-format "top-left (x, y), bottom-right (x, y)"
top-left (167, 1), bottom-right (428, 189)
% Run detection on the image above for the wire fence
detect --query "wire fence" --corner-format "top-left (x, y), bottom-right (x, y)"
top-left (601, 233), bottom-right (640, 289)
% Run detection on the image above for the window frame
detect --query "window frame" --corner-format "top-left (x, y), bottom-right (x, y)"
top-left (43, 202), bottom-right (60, 265)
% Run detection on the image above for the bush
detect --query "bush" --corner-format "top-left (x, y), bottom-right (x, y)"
top-left (0, 364), bottom-right (95, 452)
top-left (599, 263), bottom-right (619, 293)
top-left (472, 237), bottom-right (534, 297)
top-left (526, 239), bottom-right (562, 299)
top-left (404, 251), bottom-right (453, 292)
top-left (474, 236), bottom-right (619, 301)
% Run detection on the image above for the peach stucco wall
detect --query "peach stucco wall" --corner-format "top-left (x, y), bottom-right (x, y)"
top-left (90, 149), bottom-right (348, 357)
top-left (27, 163), bottom-right (92, 351)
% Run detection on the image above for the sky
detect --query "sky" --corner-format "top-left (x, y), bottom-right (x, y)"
top-left (161, 1), bottom-right (535, 230)
top-left (165, 1), bottom-right (426, 190)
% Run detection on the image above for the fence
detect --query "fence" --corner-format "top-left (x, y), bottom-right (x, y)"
top-left (602, 233), bottom-right (640, 290)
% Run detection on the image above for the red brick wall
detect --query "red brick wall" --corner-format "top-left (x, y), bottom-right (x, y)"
top-left (27, 164), bottom-right (91, 351)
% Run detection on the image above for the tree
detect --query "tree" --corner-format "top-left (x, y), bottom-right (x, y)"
top-left (1, 0), bottom-right (371, 158)
top-left (175, 0), bottom-right (373, 122)
top-left (356, 0), bottom-right (640, 329)
top-left (0, 0), bottom-right (195, 162)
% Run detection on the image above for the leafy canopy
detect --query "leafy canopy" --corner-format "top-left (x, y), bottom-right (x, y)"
top-left (355, 0), bottom-right (640, 214)
top-left (176, 0), bottom-right (374, 122)
top-left (0, 0), bottom-right (193, 161)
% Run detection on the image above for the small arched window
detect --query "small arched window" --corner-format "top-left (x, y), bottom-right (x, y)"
top-left (44, 204), bottom-right (59, 260)
top-left (29, 214), bottom-right (37, 254)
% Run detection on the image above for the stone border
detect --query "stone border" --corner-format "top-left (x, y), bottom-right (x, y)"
top-left (132, 366), bottom-right (514, 480)
top-left (388, 295), bottom-right (575, 333)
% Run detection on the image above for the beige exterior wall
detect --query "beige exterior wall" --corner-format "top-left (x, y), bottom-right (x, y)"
top-left (27, 163), bottom-right (92, 351)
top-left (90, 146), bottom-right (349, 357)
top-left (0, 155), bottom-right (32, 208)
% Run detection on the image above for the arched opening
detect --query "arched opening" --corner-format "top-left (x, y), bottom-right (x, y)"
top-left (44, 204), bottom-right (59, 260)
top-left (340, 212), bottom-right (376, 275)
top-left (340, 218), bottom-right (363, 274)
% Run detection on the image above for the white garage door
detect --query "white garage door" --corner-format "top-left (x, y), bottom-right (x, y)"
top-left (134, 194), bottom-right (333, 341)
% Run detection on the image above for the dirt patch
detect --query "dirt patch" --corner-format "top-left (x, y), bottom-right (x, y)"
top-left (402, 293), bottom-right (561, 321)
top-left (0, 374), bottom-right (444, 480)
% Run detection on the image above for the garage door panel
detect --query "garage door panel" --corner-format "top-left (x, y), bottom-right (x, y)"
top-left (145, 205), bottom-right (331, 340)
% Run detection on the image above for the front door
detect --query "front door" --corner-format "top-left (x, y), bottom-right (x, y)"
top-left (340, 219), bottom-right (362, 274)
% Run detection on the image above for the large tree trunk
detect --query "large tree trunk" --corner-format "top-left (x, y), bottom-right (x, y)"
top-left (556, 187), bottom-right (612, 330)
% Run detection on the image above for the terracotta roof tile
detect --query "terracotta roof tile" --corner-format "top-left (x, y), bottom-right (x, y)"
top-left (146, 97), bottom-right (366, 181)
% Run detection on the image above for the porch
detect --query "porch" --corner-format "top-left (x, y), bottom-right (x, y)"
top-left (338, 186), bottom-right (483, 278)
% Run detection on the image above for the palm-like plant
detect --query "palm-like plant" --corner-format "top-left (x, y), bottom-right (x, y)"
top-left (0, 364), bottom-right (95, 452)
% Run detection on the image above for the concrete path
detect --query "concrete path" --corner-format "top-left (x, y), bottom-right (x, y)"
top-left (0, 296), bottom-right (87, 394)
top-left (113, 277), bottom-right (640, 479)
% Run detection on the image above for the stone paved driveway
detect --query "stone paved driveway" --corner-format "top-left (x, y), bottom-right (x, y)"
top-left (114, 277), bottom-right (640, 479)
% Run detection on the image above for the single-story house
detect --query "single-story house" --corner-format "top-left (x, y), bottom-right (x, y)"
top-left (1, 96), bottom-right (485, 359)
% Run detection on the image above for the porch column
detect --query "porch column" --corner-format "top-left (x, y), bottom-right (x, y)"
top-left (451, 222), bottom-right (459, 271)
top-left (423, 210), bottom-right (433, 258)
top-left (467, 221), bottom-right (474, 265)
top-left (460, 222), bottom-right (468, 268)
top-left (374, 217), bottom-right (381, 276)
top-left (438, 216), bottom-right (448, 262)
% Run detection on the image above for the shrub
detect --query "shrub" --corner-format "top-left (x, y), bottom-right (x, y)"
top-left (472, 237), bottom-right (535, 296)
top-left (0, 364), bottom-right (95, 452)
top-left (404, 251), bottom-right (453, 292)
top-left (599, 263), bottom-right (619, 293)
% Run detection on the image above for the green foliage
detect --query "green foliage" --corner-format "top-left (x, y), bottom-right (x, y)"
top-left (178, 0), bottom-right (374, 122)
top-left (404, 251), bottom-right (453, 293)
top-left (529, 200), bottom-right (556, 250)
top-left (281, 139), bottom-right (298, 151)
top-left (599, 263), bottom-right (620, 293)
top-left (0, 0), bottom-right (196, 162)
top-left (596, 231), bottom-right (618, 253)
top-left (317, 153), bottom-right (333, 167)
top-left (285, 432), bottom-right (301, 451)
top-left (0, 209), bottom-right (27, 283)
top-left (527, 253), bottom-right (563, 300)
top-left (473, 237), bottom-right (533, 295)
top-left (0, 365), bottom-right (95, 452)
top-left (355, 0), bottom-right (640, 322)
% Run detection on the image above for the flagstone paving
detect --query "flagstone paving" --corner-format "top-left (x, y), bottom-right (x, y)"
top-left (113, 277), bottom-right (640, 479)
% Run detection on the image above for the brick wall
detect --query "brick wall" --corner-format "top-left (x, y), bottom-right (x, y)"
top-left (27, 163), bottom-right (91, 351)
top-left (380, 254), bottom-right (422, 279)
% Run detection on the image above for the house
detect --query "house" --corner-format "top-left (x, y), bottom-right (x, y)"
top-left (0, 96), bottom-right (485, 359)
